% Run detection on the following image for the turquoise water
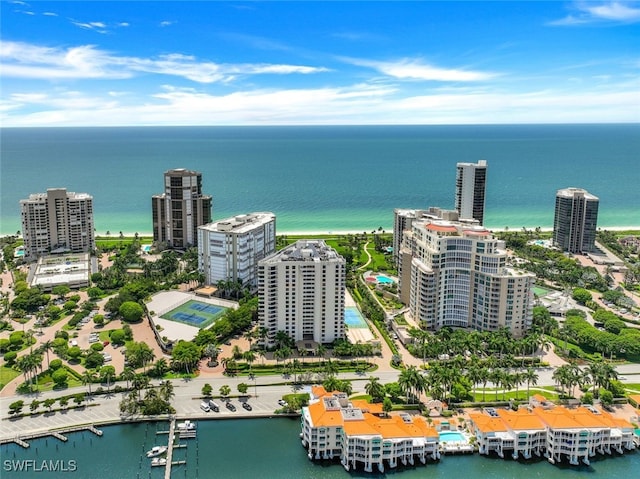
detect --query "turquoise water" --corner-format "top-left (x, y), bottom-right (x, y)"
top-left (344, 307), bottom-right (368, 329)
top-left (1, 419), bottom-right (638, 478)
top-left (2, 125), bottom-right (639, 236)
top-left (439, 431), bottom-right (466, 442)
top-left (376, 275), bottom-right (395, 284)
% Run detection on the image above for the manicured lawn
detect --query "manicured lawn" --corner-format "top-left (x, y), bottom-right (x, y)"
top-left (472, 388), bottom-right (559, 402)
top-left (0, 365), bottom-right (21, 390)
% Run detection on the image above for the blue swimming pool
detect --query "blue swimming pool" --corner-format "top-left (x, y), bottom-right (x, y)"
top-left (376, 274), bottom-right (394, 284)
top-left (344, 307), bottom-right (368, 328)
top-left (439, 431), bottom-right (465, 442)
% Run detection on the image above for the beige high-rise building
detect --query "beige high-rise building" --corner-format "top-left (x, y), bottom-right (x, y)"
top-left (152, 168), bottom-right (212, 249)
top-left (401, 219), bottom-right (534, 337)
top-left (20, 188), bottom-right (95, 261)
top-left (198, 212), bottom-right (276, 292)
top-left (258, 240), bottom-right (346, 347)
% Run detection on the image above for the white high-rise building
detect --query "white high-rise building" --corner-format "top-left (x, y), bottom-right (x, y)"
top-left (198, 212), bottom-right (276, 291)
top-left (258, 240), bottom-right (346, 347)
top-left (402, 219), bottom-right (534, 337)
top-left (20, 188), bottom-right (95, 261)
top-left (455, 160), bottom-right (487, 225)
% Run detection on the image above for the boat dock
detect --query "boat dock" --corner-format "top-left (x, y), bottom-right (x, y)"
top-left (153, 418), bottom-right (194, 478)
top-left (163, 419), bottom-right (176, 479)
top-left (0, 425), bottom-right (103, 449)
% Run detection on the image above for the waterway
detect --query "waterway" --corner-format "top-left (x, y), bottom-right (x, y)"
top-left (1, 418), bottom-right (637, 478)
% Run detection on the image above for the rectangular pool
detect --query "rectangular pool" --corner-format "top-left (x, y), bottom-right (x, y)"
top-left (344, 307), bottom-right (368, 328)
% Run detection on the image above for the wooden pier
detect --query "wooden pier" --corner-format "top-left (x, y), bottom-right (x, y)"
top-left (163, 418), bottom-right (176, 479)
top-left (0, 425), bottom-right (103, 449)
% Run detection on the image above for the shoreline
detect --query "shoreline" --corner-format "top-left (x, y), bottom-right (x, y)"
top-left (85, 225), bottom-right (640, 238)
top-left (3, 226), bottom-right (640, 239)
top-left (97, 225), bottom-right (640, 238)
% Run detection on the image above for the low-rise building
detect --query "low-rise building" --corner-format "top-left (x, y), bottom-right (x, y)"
top-left (468, 400), bottom-right (636, 465)
top-left (301, 388), bottom-right (440, 473)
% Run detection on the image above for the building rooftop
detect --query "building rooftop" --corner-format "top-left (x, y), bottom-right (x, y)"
top-left (556, 187), bottom-right (599, 201)
top-left (199, 212), bottom-right (275, 234)
top-left (264, 239), bottom-right (343, 263)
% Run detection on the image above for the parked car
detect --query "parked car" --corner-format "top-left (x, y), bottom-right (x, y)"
top-left (278, 399), bottom-right (288, 407)
top-left (226, 402), bottom-right (236, 412)
top-left (200, 401), bottom-right (211, 412)
top-left (242, 402), bottom-right (252, 411)
top-left (209, 401), bottom-right (220, 412)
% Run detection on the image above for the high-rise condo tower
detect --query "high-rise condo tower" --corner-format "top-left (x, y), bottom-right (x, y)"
top-left (553, 187), bottom-right (599, 253)
top-left (20, 188), bottom-right (95, 261)
top-left (152, 168), bottom-right (212, 249)
top-left (455, 160), bottom-right (487, 225)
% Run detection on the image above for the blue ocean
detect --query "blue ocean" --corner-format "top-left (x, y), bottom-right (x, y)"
top-left (1, 124), bottom-right (639, 236)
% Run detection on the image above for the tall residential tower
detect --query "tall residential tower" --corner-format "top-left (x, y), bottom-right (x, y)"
top-left (20, 188), bottom-right (95, 261)
top-left (152, 168), bottom-right (212, 249)
top-left (455, 160), bottom-right (487, 225)
top-left (258, 240), bottom-right (346, 348)
top-left (400, 218), bottom-right (534, 337)
top-left (553, 187), bottom-right (599, 253)
top-left (198, 212), bottom-right (276, 292)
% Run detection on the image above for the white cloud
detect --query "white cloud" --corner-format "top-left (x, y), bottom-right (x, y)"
top-left (0, 41), bottom-right (329, 83)
top-left (549, 1), bottom-right (640, 25)
top-left (3, 81), bottom-right (638, 127)
top-left (42, 12), bottom-right (58, 17)
top-left (341, 57), bottom-right (496, 82)
top-left (159, 21), bottom-right (174, 27)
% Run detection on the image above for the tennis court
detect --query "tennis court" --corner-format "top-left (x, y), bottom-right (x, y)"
top-left (161, 300), bottom-right (227, 328)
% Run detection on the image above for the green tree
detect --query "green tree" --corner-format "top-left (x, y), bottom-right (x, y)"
top-left (382, 397), bottom-right (393, 417)
top-left (364, 376), bottom-right (386, 403)
top-left (52, 368), bottom-right (68, 387)
top-left (572, 288), bottom-right (592, 304)
top-left (237, 383), bottom-right (249, 395)
top-left (171, 341), bottom-right (201, 374)
top-left (9, 400), bottom-right (24, 415)
top-left (119, 301), bottom-right (144, 323)
top-left (202, 383), bottom-right (213, 397)
top-left (219, 384), bottom-right (231, 399)
top-left (43, 398), bottom-right (56, 411)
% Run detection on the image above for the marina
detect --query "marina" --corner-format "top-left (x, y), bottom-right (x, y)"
top-left (1, 418), bottom-right (638, 478)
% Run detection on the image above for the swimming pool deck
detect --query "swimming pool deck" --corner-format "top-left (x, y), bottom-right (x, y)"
top-left (344, 291), bottom-right (375, 344)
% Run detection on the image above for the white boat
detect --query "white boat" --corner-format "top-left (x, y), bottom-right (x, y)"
top-left (151, 457), bottom-right (167, 467)
top-left (146, 446), bottom-right (167, 458)
top-left (177, 420), bottom-right (196, 430)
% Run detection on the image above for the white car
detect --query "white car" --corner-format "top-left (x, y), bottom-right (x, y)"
top-left (102, 353), bottom-right (112, 362)
top-left (278, 399), bottom-right (288, 407)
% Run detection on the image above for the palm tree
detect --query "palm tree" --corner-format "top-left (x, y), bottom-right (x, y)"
top-left (82, 370), bottom-right (96, 396)
top-left (315, 344), bottom-right (327, 363)
top-left (132, 374), bottom-right (150, 401)
top-left (100, 366), bottom-right (116, 392)
top-left (364, 376), bottom-right (386, 403)
top-left (243, 350), bottom-right (256, 374)
top-left (152, 358), bottom-right (169, 378)
top-left (274, 330), bottom-right (291, 350)
top-left (121, 367), bottom-right (135, 389)
top-left (39, 340), bottom-right (54, 369)
top-left (159, 380), bottom-right (174, 403)
top-left (398, 366), bottom-right (423, 404)
top-left (524, 367), bottom-right (539, 399)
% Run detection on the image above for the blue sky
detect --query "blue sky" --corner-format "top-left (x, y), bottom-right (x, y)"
top-left (1, 1), bottom-right (639, 126)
